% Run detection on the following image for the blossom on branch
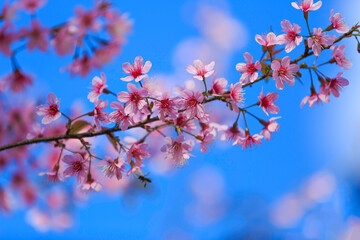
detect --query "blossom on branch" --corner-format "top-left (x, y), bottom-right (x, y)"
top-left (35, 93), bottom-right (61, 124)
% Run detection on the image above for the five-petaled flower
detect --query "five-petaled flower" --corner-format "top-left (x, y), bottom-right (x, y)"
top-left (308, 28), bottom-right (336, 57)
top-left (88, 73), bottom-right (108, 103)
top-left (35, 93), bottom-right (62, 124)
top-left (331, 45), bottom-right (352, 70)
top-left (260, 117), bottom-right (281, 141)
top-left (98, 156), bottom-right (125, 180)
top-left (62, 154), bottom-right (88, 183)
top-left (186, 60), bottom-right (215, 80)
top-left (236, 52), bottom-right (262, 84)
top-left (255, 32), bottom-right (278, 48)
top-left (108, 102), bottom-right (134, 131)
top-left (235, 130), bottom-right (263, 149)
top-left (121, 56), bottom-right (152, 82)
top-left (161, 135), bottom-right (194, 166)
top-left (271, 56), bottom-right (299, 90)
top-left (229, 82), bottom-right (244, 113)
top-left (329, 9), bottom-right (349, 33)
top-left (291, 0), bottom-right (322, 18)
top-left (277, 20), bottom-right (303, 53)
top-left (258, 88), bottom-right (279, 116)
top-left (117, 83), bottom-right (149, 115)
top-left (300, 86), bottom-right (329, 107)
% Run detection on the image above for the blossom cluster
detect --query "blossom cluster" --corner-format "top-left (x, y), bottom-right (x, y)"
top-left (0, 0), bottom-right (358, 232)
top-left (0, 0), bottom-right (131, 93)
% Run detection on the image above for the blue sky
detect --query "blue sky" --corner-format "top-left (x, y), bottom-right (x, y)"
top-left (0, 0), bottom-right (360, 239)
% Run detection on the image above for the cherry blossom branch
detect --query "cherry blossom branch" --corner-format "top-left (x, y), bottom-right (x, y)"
top-left (0, 26), bottom-right (358, 153)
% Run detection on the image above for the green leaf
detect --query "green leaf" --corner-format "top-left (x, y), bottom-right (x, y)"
top-left (69, 120), bottom-right (89, 134)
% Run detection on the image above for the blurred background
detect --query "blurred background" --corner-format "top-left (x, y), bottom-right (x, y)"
top-left (0, 0), bottom-right (360, 239)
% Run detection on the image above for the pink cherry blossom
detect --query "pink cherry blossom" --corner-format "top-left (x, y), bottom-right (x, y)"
top-left (0, 23), bottom-right (16, 56)
top-left (325, 73), bottom-right (349, 98)
top-left (258, 88), bottom-right (279, 116)
top-left (1, 2), bottom-right (17, 22)
top-left (229, 82), bottom-right (244, 112)
top-left (26, 123), bottom-right (44, 139)
top-left (255, 32), bottom-right (278, 47)
top-left (329, 9), bottom-right (349, 33)
top-left (291, 0), bottom-right (322, 13)
top-left (105, 10), bottom-right (132, 42)
top-left (221, 124), bottom-right (245, 144)
top-left (277, 20), bottom-right (303, 53)
top-left (92, 100), bottom-right (110, 130)
top-left (186, 60), bottom-right (215, 80)
top-left (98, 156), bottom-right (125, 180)
top-left (174, 113), bottom-right (197, 132)
top-left (80, 178), bottom-right (102, 192)
top-left (199, 131), bottom-right (215, 153)
top-left (209, 77), bottom-right (228, 95)
top-left (92, 42), bottom-right (121, 68)
top-left (108, 102), bottom-right (134, 131)
top-left (35, 93), bottom-right (61, 124)
top-left (72, 7), bottom-right (100, 35)
top-left (121, 56), bottom-right (152, 82)
top-left (271, 56), bottom-right (299, 90)
top-left (331, 45), bottom-right (352, 70)
top-left (153, 92), bottom-right (179, 122)
top-left (20, 20), bottom-right (49, 52)
top-left (62, 154), bottom-right (88, 183)
top-left (308, 28), bottom-right (336, 56)
top-left (1, 69), bottom-right (33, 93)
top-left (18, 0), bottom-right (46, 13)
top-left (66, 54), bottom-right (93, 77)
top-left (260, 117), bottom-right (281, 141)
top-left (87, 73), bottom-right (108, 102)
top-left (235, 130), bottom-right (263, 149)
top-left (126, 143), bottom-right (151, 166)
top-left (236, 52), bottom-right (262, 84)
top-left (178, 89), bottom-right (206, 121)
top-left (161, 135), bottom-right (194, 166)
top-left (300, 86), bottom-right (329, 107)
top-left (117, 83), bottom-right (149, 115)
top-left (51, 25), bottom-right (77, 56)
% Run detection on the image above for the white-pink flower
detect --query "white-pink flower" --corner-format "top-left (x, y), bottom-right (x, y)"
top-left (88, 73), bottom-right (108, 102)
top-left (20, 20), bottom-right (49, 52)
top-left (161, 135), bottom-right (194, 166)
top-left (229, 82), bottom-right (244, 113)
top-left (258, 88), bottom-right (279, 116)
top-left (98, 156), bottom-right (125, 180)
top-left (277, 20), bottom-right (303, 53)
top-left (260, 117), bottom-right (281, 141)
top-left (199, 131), bottom-right (215, 153)
top-left (62, 154), bottom-right (88, 183)
top-left (186, 60), bottom-right (215, 80)
top-left (178, 89), bottom-right (206, 121)
top-left (329, 9), bottom-right (349, 33)
top-left (35, 93), bottom-right (61, 124)
top-left (121, 56), bottom-right (152, 82)
top-left (308, 28), bottom-right (336, 56)
top-left (325, 73), bottom-right (349, 98)
top-left (117, 83), bottom-right (149, 115)
top-left (255, 32), bottom-right (278, 47)
top-left (291, 0), bottom-right (322, 13)
top-left (271, 56), bottom-right (299, 90)
top-left (108, 102), bottom-right (134, 131)
top-left (209, 77), bottom-right (228, 95)
top-left (235, 130), bottom-right (263, 149)
top-left (92, 100), bottom-right (110, 130)
top-left (126, 143), bottom-right (151, 166)
top-left (153, 92), bottom-right (179, 122)
top-left (331, 45), bottom-right (352, 70)
top-left (236, 52), bottom-right (262, 84)
top-left (80, 178), bottom-right (102, 192)
top-left (300, 86), bottom-right (329, 107)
